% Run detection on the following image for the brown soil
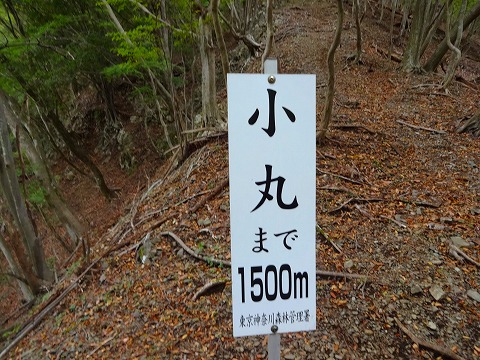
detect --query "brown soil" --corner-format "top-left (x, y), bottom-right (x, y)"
top-left (1, 0), bottom-right (479, 359)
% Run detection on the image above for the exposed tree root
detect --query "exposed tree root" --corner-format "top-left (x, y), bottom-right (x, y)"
top-left (192, 281), bottom-right (227, 301)
top-left (395, 318), bottom-right (467, 360)
top-left (190, 178), bottom-right (229, 213)
top-left (456, 110), bottom-right (480, 137)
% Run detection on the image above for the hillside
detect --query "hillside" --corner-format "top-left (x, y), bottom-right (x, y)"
top-left (1, 0), bottom-right (479, 359)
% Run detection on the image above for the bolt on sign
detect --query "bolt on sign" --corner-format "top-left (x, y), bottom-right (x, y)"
top-left (228, 72), bottom-right (316, 337)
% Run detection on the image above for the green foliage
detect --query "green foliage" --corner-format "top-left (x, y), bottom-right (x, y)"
top-left (66, 259), bottom-right (81, 276)
top-left (1, 324), bottom-right (21, 339)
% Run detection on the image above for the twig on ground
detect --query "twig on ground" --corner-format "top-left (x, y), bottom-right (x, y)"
top-left (333, 124), bottom-right (376, 134)
top-left (317, 168), bottom-right (364, 185)
top-left (192, 281), bottom-right (227, 301)
top-left (317, 225), bottom-right (342, 253)
top-left (327, 197), bottom-right (383, 214)
top-left (190, 178), bottom-right (229, 213)
top-left (87, 332), bottom-right (117, 358)
top-left (161, 231), bottom-right (231, 268)
top-left (375, 46), bottom-right (402, 62)
top-left (316, 150), bottom-right (337, 160)
top-left (449, 244), bottom-right (480, 267)
top-left (0, 236), bottom-right (134, 359)
top-left (380, 215), bottom-right (408, 229)
top-left (396, 120), bottom-right (446, 134)
top-left (316, 270), bottom-right (370, 282)
top-left (395, 318), bottom-right (466, 360)
top-left (318, 185), bottom-right (356, 195)
top-left (353, 204), bottom-right (373, 219)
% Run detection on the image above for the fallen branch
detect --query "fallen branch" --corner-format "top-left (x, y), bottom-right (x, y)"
top-left (87, 331), bottom-right (117, 358)
top-left (375, 46), bottom-right (402, 62)
top-left (317, 225), bottom-right (342, 253)
top-left (318, 185), bottom-right (356, 195)
top-left (190, 178), bottom-right (229, 213)
top-left (396, 120), bottom-right (447, 134)
top-left (449, 244), bottom-right (480, 267)
top-left (333, 124), bottom-right (376, 134)
top-left (0, 236), bottom-right (131, 358)
top-left (395, 318), bottom-right (466, 360)
top-left (161, 231), bottom-right (231, 268)
top-left (353, 204), bottom-right (373, 219)
top-left (316, 150), bottom-right (337, 160)
top-left (192, 281), bottom-right (227, 301)
top-left (398, 197), bottom-right (443, 208)
top-left (317, 168), bottom-right (364, 185)
top-left (316, 270), bottom-right (370, 282)
top-left (380, 215), bottom-right (408, 229)
top-left (327, 197), bottom-right (383, 214)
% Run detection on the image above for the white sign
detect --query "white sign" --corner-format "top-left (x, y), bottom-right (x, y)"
top-left (228, 73), bottom-right (316, 337)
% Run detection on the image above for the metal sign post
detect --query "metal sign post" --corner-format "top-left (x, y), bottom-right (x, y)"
top-left (228, 58), bottom-right (316, 358)
top-left (265, 59), bottom-right (281, 360)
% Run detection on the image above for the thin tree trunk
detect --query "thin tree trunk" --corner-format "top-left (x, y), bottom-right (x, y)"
top-left (457, 108), bottom-right (480, 136)
top-left (442, 0), bottom-right (467, 88)
top-left (48, 110), bottom-right (116, 199)
top-left (353, 0), bottom-right (362, 63)
top-left (317, 0), bottom-right (343, 143)
top-left (0, 96), bottom-right (53, 284)
top-left (198, 14), bottom-right (219, 127)
top-left (4, 96), bottom-right (85, 244)
top-left (0, 230), bottom-right (33, 301)
top-left (401, 0), bottom-right (427, 72)
top-left (424, 1), bottom-right (480, 72)
top-left (261, 0), bottom-right (274, 71)
top-left (212, 0), bottom-right (229, 83)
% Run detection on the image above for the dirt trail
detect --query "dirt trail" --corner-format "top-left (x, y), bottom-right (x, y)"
top-left (1, 0), bottom-right (479, 359)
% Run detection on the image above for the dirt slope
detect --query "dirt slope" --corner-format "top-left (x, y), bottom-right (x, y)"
top-left (2, 0), bottom-right (480, 359)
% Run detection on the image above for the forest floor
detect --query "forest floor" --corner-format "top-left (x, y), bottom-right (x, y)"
top-left (1, 0), bottom-right (479, 359)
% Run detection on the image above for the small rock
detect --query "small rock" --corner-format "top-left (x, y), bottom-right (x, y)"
top-left (197, 218), bottom-right (211, 226)
top-left (427, 223), bottom-right (445, 230)
top-left (429, 284), bottom-right (446, 301)
top-left (284, 355), bottom-right (295, 360)
top-left (364, 329), bottom-right (373, 335)
top-left (426, 321), bottom-right (437, 331)
top-left (467, 289), bottom-right (480, 302)
top-left (65, 171), bottom-right (75, 181)
top-left (431, 258), bottom-right (443, 265)
top-left (470, 207), bottom-right (480, 215)
top-left (440, 217), bottom-right (453, 223)
top-left (344, 259), bottom-right (354, 269)
top-left (450, 236), bottom-right (471, 248)
top-left (99, 273), bottom-right (107, 284)
top-left (410, 283), bottom-right (423, 295)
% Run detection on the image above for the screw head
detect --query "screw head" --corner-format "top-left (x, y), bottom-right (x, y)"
top-left (271, 325), bottom-right (278, 333)
top-left (268, 75), bottom-right (276, 84)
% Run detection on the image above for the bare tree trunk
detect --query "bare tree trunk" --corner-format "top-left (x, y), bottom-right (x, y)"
top-left (48, 110), bottom-right (116, 199)
top-left (0, 229), bottom-right (33, 301)
top-left (4, 96), bottom-right (85, 245)
top-left (442, 0), bottom-right (467, 88)
top-left (388, 0), bottom-right (397, 59)
top-left (198, 13), bottom-right (219, 127)
top-left (457, 108), bottom-right (480, 136)
top-left (261, 0), bottom-right (274, 71)
top-left (212, 0), bottom-right (229, 82)
top-left (353, 0), bottom-right (362, 63)
top-left (317, 0), bottom-right (343, 144)
top-left (0, 96), bottom-right (53, 284)
top-left (401, 0), bottom-right (427, 72)
top-left (424, 1), bottom-right (480, 72)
